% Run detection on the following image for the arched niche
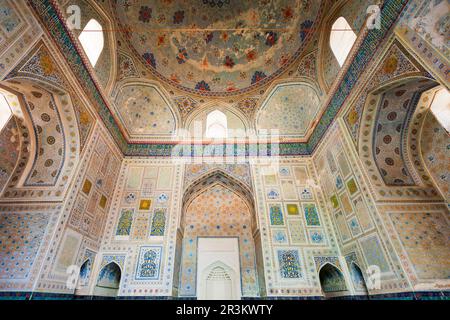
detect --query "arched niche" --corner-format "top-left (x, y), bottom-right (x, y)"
top-left (415, 86), bottom-right (450, 203)
top-left (358, 76), bottom-right (443, 201)
top-left (93, 262), bottom-right (122, 298)
top-left (181, 169), bottom-right (257, 232)
top-left (175, 170), bottom-right (265, 299)
top-left (184, 104), bottom-right (248, 140)
top-left (349, 262), bottom-right (369, 297)
top-left (74, 258), bottom-right (92, 295)
top-left (79, 259), bottom-right (92, 286)
top-left (62, 0), bottom-right (117, 93)
top-left (318, 263), bottom-right (349, 299)
top-left (199, 260), bottom-right (240, 300)
top-left (0, 78), bottom-right (80, 201)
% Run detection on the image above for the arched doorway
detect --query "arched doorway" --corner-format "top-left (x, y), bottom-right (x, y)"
top-left (74, 259), bottom-right (92, 295)
top-left (349, 262), bottom-right (369, 297)
top-left (176, 170), bottom-right (265, 299)
top-left (319, 263), bottom-right (348, 299)
top-left (93, 262), bottom-right (121, 297)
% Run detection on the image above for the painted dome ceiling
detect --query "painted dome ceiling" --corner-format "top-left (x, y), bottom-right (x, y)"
top-left (113, 0), bottom-right (322, 96)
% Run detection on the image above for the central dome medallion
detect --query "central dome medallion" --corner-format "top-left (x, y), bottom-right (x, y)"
top-left (113, 0), bottom-right (322, 96)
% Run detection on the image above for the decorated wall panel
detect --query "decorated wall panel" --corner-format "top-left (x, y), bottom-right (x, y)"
top-left (31, 124), bottom-right (122, 294)
top-left (0, 204), bottom-right (59, 292)
top-left (378, 202), bottom-right (450, 291)
top-left (313, 121), bottom-right (411, 294)
top-left (389, 210), bottom-right (450, 280)
top-left (96, 159), bottom-right (183, 297)
top-left (0, 0), bottom-right (43, 79)
top-left (67, 133), bottom-right (121, 241)
top-left (252, 158), bottom-right (344, 297)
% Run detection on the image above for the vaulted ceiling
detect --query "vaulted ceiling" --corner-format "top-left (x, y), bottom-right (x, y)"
top-left (113, 0), bottom-right (322, 95)
top-left (29, 0), bottom-right (408, 155)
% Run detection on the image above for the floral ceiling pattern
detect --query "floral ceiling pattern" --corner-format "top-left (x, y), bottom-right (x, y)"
top-left (113, 0), bottom-right (322, 96)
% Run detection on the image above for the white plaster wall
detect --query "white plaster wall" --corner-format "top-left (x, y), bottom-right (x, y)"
top-left (197, 237), bottom-right (241, 300)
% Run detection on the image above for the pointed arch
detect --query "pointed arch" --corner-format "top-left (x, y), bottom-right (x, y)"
top-left (176, 168), bottom-right (265, 298)
top-left (0, 78), bottom-right (80, 200)
top-left (318, 262), bottom-right (348, 295)
top-left (205, 110), bottom-right (228, 138)
top-left (184, 103), bottom-right (248, 139)
top-left (79, 19), bottom-right (104, 67)
top-left (199, 260), bottom-right (240, 300)
top-left (329, 17), bottom-right (357, 67)
top-left (93, 261), bottom-right (122, 297)
top-left (181, 169), bottom-right (256, 232)
top-left (358, 75), bottom-right (441, 201)
top-left (349, 262), bottom-right (369, 295)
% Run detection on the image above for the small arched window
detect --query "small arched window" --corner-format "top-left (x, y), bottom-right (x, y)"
top-left (78, 19), bottom-right (104, 67)
top-left (205, 110), bottom-right (228, 138)
top-left (430, 87), bottom-right (450, 133)
top-left (330, 17), bottom-right (357, 67)
top-left (0, 93), bottom-right (12, 131)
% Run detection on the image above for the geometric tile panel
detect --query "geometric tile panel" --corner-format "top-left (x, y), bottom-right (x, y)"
top-left (257, 83), bottom-right (321, 137)
top-left (359, 234), bottom-right (390, 273)
top-left (0, 212), bottom-right (50, 279)
top-left (390, 211), bottom-right (450, 280)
